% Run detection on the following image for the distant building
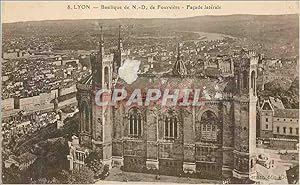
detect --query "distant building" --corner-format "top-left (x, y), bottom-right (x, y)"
top-left (198, 55), bottom-right (234, 77)
top-left (3, 49), bottom-right (34, 59)
top-left (262, 58), bottom-right (282, 69)
top-left (259, 97), bottom-right (299, 149)
top-left (4, 152), bottom-right (37, 171)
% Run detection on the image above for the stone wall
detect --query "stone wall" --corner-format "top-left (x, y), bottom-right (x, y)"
top-left (110, 101), bottom-right (237, 178)
top-left (269, 138), bottom-right (298, 150)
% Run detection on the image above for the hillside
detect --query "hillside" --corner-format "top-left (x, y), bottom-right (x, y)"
top-left (2, 14), bottom-right (299, 58)
top-left (258, 77), bottom-right (299, 109)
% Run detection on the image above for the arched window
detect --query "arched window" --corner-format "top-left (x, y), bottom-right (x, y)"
top-left (104, 66), bottom-right (109, 89)
top-left (251, 71), bottom-right (256, 95)
top-left (81, 101), bottom-right (90, 133)
top-left (239, 73), bottom-right (243, 89)
top-left (243, 70), bottom-right (248, 90)
top-left (200, 110), bottom-right (219, 142)
top-left (164, 116), bottom-right (178, 140)
top-left (128, 108), bottom-right (142, 137)
top-left (235, 75), bottom-right (239, 89)
top-left (289, 127), bottom-right (293, 134)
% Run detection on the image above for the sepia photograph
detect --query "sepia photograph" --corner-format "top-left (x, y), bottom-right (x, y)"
top-left (1, 1), bottom-right (299, 184)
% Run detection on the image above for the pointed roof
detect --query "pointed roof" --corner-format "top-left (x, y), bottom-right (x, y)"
top-left (269, 97), bottom-right (285, 109)
top-left (261, 100), bottom-right (273, 111)
top-left (172, 43), bottom-right (187, 76)
top-left (118, 25), bottom-right (122, 50)
top-left (99, 26), bottom-right (104, 59)
top-left (100, 26), bottom-right (104, 43)
top-left (80, 74), bottom-right (93, 85)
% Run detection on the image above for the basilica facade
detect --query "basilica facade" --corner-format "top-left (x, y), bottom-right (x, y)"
top-left (68, 27), bottom-right (258, 181)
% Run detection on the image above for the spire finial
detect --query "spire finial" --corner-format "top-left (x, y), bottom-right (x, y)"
top-left (100, 26), bottom-right (103, 41)
top-left (118, 25), bottom-right (123, 51)
top-left (177, 43), bottom-right (181, 60)
top-left (172, 43), bottom-right (187, 76)
top-left (118, 25), bottom-right (121, 39)
top-left (99, 26), bottom-right (104, 57)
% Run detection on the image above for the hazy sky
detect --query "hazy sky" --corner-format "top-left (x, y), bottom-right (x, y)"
top-left (2, 1), bottom-right (299, 23)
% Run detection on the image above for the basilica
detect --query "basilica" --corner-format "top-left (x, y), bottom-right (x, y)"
top-left (67, 26), bottom-right (258, 181)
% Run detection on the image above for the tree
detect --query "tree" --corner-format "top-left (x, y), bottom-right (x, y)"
top-left (2, 164), bottom-right (22, 184)
top-left (32, 177), bottom-right (60, 184)
top-left (57, 166), bottom-right (95, 184)
top-left (84, 151), bottom-right (104, 178)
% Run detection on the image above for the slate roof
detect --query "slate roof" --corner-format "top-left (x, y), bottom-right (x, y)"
top-left (274, 109), bottom-right (299, 119)
top-left (269, 97), bottom-right (285, 109)
top-left (115, 75), bottom-right (230, 100)
top-left (172, 59), bottom-right (188, 76)
top-left (205, 67), bottom-right (221, 77)
top-left (80, 74), bottom-right (93, 85)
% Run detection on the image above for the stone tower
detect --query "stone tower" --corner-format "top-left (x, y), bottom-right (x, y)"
top-left (232, 50), bottom-right (258, 182)
top-left (76, 26), bottom-right (113, 167)
top-left (90, 26), bottom-right (113, 167)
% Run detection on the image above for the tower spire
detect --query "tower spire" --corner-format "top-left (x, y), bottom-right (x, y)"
top-left (118, 25), bottom-right (121, 39)
top-left (100, 26), bottom-right (104, 42)
top-left (99, 26), bottom-right (104, 60)
top-left (172, 43), bottom-right (187, 76)
top-left (113, 25), bottom-right (123, 73)
top-left (177, 43), bottom-right (181, 60)
top-left (118, 25), bottom-right (123, 51)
